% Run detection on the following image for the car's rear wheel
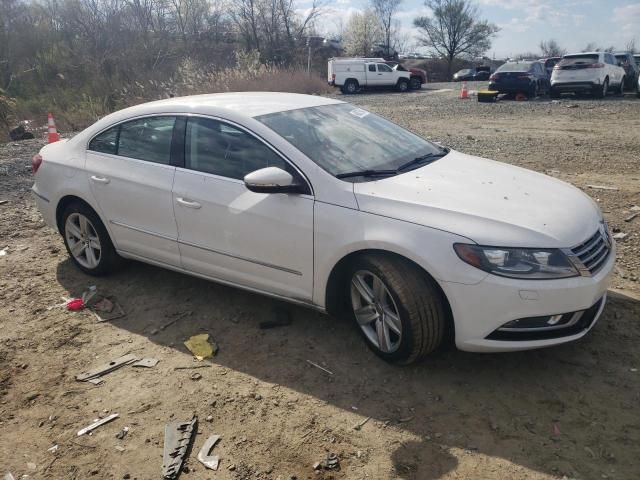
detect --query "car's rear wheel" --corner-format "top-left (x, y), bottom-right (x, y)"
top-left (617, 77), bottom-right (625, 96)
top-left (341, 79), bottom-right (358, 94)
top-left (550, 87), bottom-right (560, 99)
top-left (409, 77), bottom-right (422, 90)
top-left (594, 78), bottom-right (608, 98)
top-left (346, 254), bottom-right (446, 364)
top-left (62, 202), bottom-right (121, 276)
top-left (529, 82), bottom-right (538, 98)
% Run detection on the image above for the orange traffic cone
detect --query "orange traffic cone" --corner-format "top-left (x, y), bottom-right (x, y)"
top-left (47, 112), bottom-right (60, 143)
top-left (459, 81), bottom-right (469, 99)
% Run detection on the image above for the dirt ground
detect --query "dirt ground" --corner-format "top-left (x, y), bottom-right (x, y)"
top-left (1, 84), bottom-right (639, 480)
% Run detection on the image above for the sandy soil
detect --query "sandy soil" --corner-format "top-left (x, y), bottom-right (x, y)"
top-left (1, 85), bottom-right (639, 480)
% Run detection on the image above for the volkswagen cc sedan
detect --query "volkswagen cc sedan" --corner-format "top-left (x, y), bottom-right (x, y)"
top-left (31, 93), bottom-right (615, 364)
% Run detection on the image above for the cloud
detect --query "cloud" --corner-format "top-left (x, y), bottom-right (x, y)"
top-left (613, 3), bottom-right (640, 33)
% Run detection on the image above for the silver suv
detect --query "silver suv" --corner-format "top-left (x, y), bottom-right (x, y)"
top-left (551, 52), bottom-right (625, 98)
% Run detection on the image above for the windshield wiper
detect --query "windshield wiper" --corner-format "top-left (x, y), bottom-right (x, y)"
top-left (396, 148), bottom-right (450, 173)
top-left (336, 148), bottom-right (450, 180)
top-left (336, 169), bottom-right (397, 179)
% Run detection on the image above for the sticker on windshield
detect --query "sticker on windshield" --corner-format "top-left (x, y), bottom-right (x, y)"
top-left (349, 108), bottom-right (369, 118)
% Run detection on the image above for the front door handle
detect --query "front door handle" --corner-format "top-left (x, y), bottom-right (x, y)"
top-left (176, 197), bottom-right (202, 209)
top-left (90, 175), bottom-right (110, 184)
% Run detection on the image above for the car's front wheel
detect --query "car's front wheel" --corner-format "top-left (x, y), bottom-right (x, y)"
top-left (346, 254), bottom-right (446, 364)
top-left (62, 202), bottom-right (121, 275)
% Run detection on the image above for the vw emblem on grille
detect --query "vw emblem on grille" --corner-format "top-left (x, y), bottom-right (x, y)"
top-left (600, 222), bottom-right (611, 249)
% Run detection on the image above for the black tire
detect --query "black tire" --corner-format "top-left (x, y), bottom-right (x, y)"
top-left (594, 78), bottom-right (608, 98)
top-left (618, 77), bottom-right (625, 96)
top-left (409, 77), bottom-right (422, 90)
top-left (61, 202), bottom-right (122, 276)
top-left (345, 254), bottom-right (446, 364)
top-left (341, 79), bottom-right (358, 95)
top-left (550, 87), bottom-right (560, 99)
top-left (397, 78), bottom-right (409, 93)
top-left (529, 82), bottom-right (538, 98)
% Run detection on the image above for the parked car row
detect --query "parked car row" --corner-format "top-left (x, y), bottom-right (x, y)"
top-left (485, 51), bottom-right (639, 99)
top-left (328, 57), bottom-right (427, 94)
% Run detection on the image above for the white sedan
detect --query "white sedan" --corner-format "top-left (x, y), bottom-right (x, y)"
top-left (31, 92), bottom-right (615, 363)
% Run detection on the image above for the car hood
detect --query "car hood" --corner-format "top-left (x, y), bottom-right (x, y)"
top-left (353, 150), bottom-right (602, 248)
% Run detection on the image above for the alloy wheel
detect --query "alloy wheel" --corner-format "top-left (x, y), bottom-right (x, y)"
top-left (350, 270), bottom-right (402, 353)
top-left (65, 213), bottom-right (102, 269)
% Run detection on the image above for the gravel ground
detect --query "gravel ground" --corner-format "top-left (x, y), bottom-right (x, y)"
top-left (1, 84), bottom-right (639, 480)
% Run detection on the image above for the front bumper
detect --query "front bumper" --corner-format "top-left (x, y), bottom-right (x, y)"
top-left (441, 243), bottom-right (615, 352)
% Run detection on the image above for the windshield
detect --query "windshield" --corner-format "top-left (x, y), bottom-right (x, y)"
top-left (256, 103), bottom-right (444, 181)
top-left (496, 62), bottom-right (531, 72)
top-left (457, 69), bottom-right (472, 75)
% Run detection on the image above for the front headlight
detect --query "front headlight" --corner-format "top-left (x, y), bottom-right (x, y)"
top-left (453, 244), bottom-right (579, 279)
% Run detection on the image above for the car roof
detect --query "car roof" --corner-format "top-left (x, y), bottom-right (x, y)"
top-left (77, 92), bottom-right (345, 143)
top-left (132, 92), bottom-right (344, 118)
top-left (564, 52), bottom-right (601, 56)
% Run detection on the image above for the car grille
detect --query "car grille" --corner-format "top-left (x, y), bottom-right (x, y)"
top-left (570, 227), bottom-right (611, 275)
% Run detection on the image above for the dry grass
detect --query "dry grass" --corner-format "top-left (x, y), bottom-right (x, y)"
top-left (6, 57), bottom-right (331, 138)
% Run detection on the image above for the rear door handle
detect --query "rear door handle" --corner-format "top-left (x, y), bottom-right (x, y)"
top-left (90, 175), bottom-right (110, 184)
top-left (176, 197), bottom-right (201, 209)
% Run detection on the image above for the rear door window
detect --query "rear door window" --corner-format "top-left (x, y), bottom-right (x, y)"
top-left (377, 64), bottom-right (392, 72)
top-left (117, 116), bottom-right (176, 164)
top-left (89, 126), bottom-right (119, 155)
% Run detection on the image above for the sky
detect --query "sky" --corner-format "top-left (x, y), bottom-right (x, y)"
top-left (300, 0), bottom-right (640, 58)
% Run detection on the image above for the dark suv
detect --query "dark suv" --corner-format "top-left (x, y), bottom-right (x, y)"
top-left (614, 52), bottom-right (639, 90)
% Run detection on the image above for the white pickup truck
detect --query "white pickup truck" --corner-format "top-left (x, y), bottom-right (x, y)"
top-left (328, 57), bottom-right (411, 94)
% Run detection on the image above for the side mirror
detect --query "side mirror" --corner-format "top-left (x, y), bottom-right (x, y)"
top-left (244, 167), bottom-right (304, 194)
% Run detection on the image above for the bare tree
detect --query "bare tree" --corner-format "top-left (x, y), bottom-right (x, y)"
top-left (625, 38), bottom-right (636, 54)
top-left (414, 0), bottom-right (498, 79)
top-left (370, 0), bottom-right (401, 56)
top-left (539, 39), bottom-right (565, 57)
top-left (343, 9), bottom-right (382, 56)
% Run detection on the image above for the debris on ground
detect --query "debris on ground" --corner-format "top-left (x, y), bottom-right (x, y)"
top-left (65, 298), bottom-right (85, 311)
top-left (162, 416), bottom-right (197, 479)
top-left (77, 413), bottom-right (119, 436)
top-left (190, 372), bottom-right (202, 381)
top-left (314, 453), bottom-right (340, 470)
top-left (197, 434), bottom-right (221, 471)
top-left (173, 365), bottom-right (212, 370)
top-left (155, 311), bottom-right (192, 334)
top-left (4, 473), bottom-right (16, 480)
top-left (353, 417), bottom-right (371, 431)
top-left (625, 213), bottom-right (639, 223)
top-left (0, 200), bottom-right (7, 205)
top-left (613, 232), bottom-right (628, 240)
top-left (259, 306), bottom-right (292, 329)
top-left (587, 184), bottom-right (619, 191)
top-left (132, 358), bottom-right (159, 368)
top-left (47, 444), bottom-right (59, 453)
top-left (184, 333), bottom-right (217, 361)
top-left (91, 295), bottom-right (126, 322)
top-left (115, 426), bottom-right (129, 440)
top-left (306, 360), bottom-right (333, 375)
top-left (76, 354), bottom-right (138, 382)
top-left (9, 124), bottom-right (35, 141)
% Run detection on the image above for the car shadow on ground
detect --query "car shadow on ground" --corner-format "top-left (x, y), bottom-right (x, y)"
top-left (55, 258), bottom-right (640, 479)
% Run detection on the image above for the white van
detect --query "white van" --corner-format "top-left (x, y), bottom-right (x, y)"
top-left (328, 58), bottom-right (411, 94)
